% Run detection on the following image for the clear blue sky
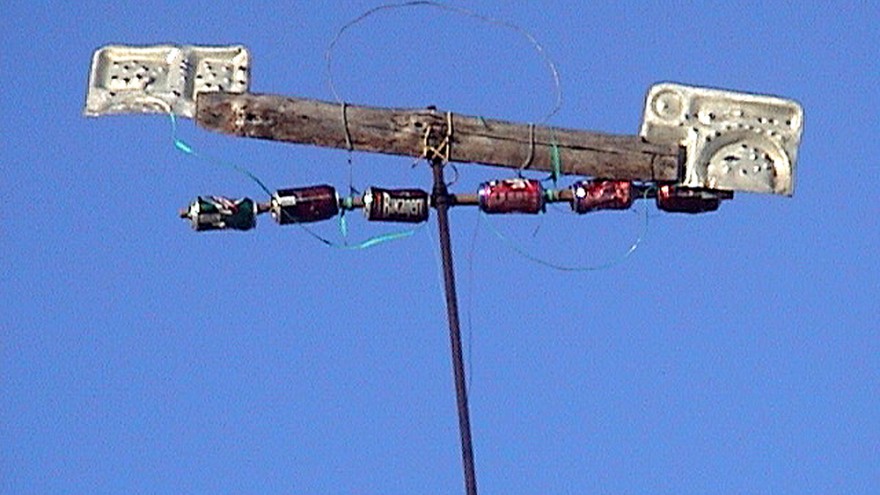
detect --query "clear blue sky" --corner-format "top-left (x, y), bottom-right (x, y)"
top-left (2, 1), bottom-right (878, 493)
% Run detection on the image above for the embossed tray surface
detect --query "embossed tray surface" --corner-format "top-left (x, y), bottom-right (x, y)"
top-left (641, 83), bottom-right (803, 195)
top-left (84, 44), bottom-right (250, 118)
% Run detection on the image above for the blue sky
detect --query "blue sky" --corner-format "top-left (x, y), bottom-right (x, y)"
top-left (2, 1), bottom-right (878, 493)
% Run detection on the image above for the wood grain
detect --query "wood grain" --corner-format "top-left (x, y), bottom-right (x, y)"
top-left (197, 92), bottom-right (681, 181)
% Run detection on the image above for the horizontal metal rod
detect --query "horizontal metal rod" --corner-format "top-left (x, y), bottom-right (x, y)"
top-left (176, 186), bottom-right (672, 219)
top-left (196, 92), bottom-right (681, 182)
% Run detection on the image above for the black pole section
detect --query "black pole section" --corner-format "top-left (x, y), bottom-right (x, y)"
top-left (431, 158), bottom-right (478, 495)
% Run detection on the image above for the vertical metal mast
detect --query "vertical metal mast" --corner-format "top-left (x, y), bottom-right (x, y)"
top-left (431, 158), bottom-right (478, 495)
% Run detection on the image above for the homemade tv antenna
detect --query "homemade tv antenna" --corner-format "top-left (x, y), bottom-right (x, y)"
top-left (85, 43), bottom-right (804, 495)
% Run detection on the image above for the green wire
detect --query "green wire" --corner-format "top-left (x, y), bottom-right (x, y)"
top-left (169, 113), bottom-right (273, 196)
top-left (549, 133), bottom-right (561, 186)
top-left (167, 112), bottom-right (421, 250)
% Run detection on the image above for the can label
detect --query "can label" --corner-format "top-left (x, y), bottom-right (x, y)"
top-left (571, 180), bottom-right (633, 213)
top-left (364, 187), bottom-right (429, 223)
top-left (656, 185), bottom-right (724, 213)
top-left (478, 178), bottom-right (544, 214)
top-left (188, 196), bottom-right (256, 231)
top-left (272, 185), bottom-right (339, 224)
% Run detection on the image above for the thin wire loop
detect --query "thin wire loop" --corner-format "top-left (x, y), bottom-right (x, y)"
top-left (518, 122), bottom-right (536, 176)
top-left (482, 188), bottom-right (654, 272)
top-left (464, 210), bottom-right (482, 392)
top-left (325, 1), bottom-right (563, 124)
top-left (341, 101), bottom-right (354, 152)
top-left (340, 101), bottom-right (359, 194)
top-left (446, 163), bottom-right (460, 188)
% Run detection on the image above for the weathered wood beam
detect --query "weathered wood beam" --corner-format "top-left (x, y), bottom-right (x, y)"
top-left (196, 92), bottom-right (681, 181)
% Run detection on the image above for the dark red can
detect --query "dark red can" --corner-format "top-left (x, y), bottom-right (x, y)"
top-left (571, 180), bottom-right (634, 213)
top-left (656, 185), bottom-right (727, 213)
top-left (363, 187), bottom-right (430, 223)
top-left (478, 178), bottom-right (544, 214)
top-left (271, 185), bottom-right (339, 224)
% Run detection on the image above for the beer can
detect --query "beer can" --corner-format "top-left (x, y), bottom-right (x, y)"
top-left (478, 178), bottom-right (544, 214)
top-left (272, 185), bottom-right (339, 224)
top-left (571, 180), bottom-right (634, 213)
top-left (656, 185), bottom-right (725, 213)
top-left (186, 196), bottom-right (256, 231)
top-left (363, 187), bottom-right (430, 223)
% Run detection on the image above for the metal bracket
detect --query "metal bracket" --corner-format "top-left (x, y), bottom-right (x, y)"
top-left (84, 44), bottom-right (250, 118)
top-left (640, 83), bottom-right (803, 195)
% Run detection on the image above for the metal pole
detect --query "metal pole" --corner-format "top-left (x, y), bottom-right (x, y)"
top-left (431, 158), bottom-right (478, 495)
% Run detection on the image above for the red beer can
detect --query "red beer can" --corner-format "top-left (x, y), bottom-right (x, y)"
top-left (363, 187), bottom-right (430, 223)
top-left (478, 178), bottom-right (544, 214)
top-left (271, 185), bottom-right (339, 224)
top-left (571, 180), bottom-right (634, 213)
top-left (656, 185), bottom-right (725, 213)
